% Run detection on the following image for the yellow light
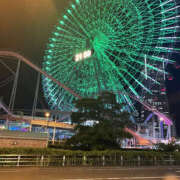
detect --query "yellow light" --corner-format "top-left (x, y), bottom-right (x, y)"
top-left (160, 117), bottom-right (164, 121)
top-left (45, 112), bottom-right (50, 118)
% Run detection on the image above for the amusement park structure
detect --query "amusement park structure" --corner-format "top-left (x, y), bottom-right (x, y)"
top-left (0, 51), bottom-right (174, 146)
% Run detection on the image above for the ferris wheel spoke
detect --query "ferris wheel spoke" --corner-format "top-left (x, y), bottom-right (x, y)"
top-left (121, 69), bottom-right (152, 94)
top-left (51, 34), bottom-right (84, 44)
top-left (104, 48), bottom-right (160, 85)
top-left (59, 20), bottom-right (87, 39)
top-left (127, 53), bottom-right (167, 74)
top-left (101, 52), bottom-right (140, 97)
top-left (63, 15), bottom-right (88, 39)
top-left (105, 51), bottom-right (153, 91)
top-left (94, 52), bottom-right (124, 92)
top-left (129, 48), bottom-right (172, 65)
top-left (55, 26), bottom-right (85, 41)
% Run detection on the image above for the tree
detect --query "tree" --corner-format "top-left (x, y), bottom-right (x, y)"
top-left (65, 92), bottom-right (133, 150)
top-left (156, 142), bottom-right (180, 152)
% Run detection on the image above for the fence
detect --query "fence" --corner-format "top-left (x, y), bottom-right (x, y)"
top-left (0, 154), bottom-right (179, 167)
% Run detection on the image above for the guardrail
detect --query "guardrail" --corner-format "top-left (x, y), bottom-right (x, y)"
top-left (0, 154), bottom-right (179, 167)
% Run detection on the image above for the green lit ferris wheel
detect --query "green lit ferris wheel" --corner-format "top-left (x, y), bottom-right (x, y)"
top-left (42, 0), bottom-right (179, 111)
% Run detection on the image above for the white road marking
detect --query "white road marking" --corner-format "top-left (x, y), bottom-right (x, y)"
top-left (88, 168), bottom-right (146, 171)
top-left (62, 176), bottom-right (180, 180)
top-left (0, 170), bottom-right (18, 172)
top-left (0, 168), bottom-right (20, 172)
top-left (88, 167), bottom-right (172, 171)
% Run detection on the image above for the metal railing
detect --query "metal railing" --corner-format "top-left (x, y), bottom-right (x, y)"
top-left (0, 154), bottom-right (179, 167)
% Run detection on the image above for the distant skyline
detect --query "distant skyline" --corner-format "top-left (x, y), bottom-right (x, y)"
top-left (0, 0), bottom-right (179, 135)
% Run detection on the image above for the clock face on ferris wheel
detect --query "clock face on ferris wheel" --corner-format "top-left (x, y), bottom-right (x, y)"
top-left (42, 0), bottom-right (179, 111)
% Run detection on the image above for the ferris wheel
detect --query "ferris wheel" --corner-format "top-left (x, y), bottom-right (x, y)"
top-left (42, 0), bottom-right (179, 111)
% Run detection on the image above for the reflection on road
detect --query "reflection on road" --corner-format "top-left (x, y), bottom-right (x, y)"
top-left (0, 167), bottom-right (180, 180)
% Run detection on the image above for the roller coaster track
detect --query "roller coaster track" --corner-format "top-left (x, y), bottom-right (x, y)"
top-left (0, 99), bottom-right (13, 115)
top-left (0, 51), bottom-right (172, 143)
top-left (0, 51), bottom-right (81, 98)
top-left (112, 91), bottom-right (173, 126)
top-left (128, 94), bottom-right (172, 126)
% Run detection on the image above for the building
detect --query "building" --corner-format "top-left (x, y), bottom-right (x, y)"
top-left (136, 61), bottom-right (175, 140)
top-left (0, 130), bottom-right (48, 148)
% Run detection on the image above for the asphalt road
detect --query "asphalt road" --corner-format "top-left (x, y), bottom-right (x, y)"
top-left (0, 166), bottom-right (180, 180)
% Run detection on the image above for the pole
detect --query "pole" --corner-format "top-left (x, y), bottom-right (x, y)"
top-left (9, 59), bottom-right (21, 112)
top-left (32, 72), bottom-right (40, 117)
top-left (52, 116), bottom-right (56, 144)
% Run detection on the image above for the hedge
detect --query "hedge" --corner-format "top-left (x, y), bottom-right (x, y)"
top-left (0, 148), bottom-right (176, 159)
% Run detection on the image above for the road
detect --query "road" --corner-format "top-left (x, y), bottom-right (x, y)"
top-left (0, 166), bottom-right (180, 180)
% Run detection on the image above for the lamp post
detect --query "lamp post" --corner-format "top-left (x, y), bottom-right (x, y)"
top-left (44, 112), bottom-right (50, 133)
top-left (52, 117), bottom-right (57, 145)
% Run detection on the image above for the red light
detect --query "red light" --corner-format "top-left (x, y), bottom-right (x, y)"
top-left (174, 63), bottom-right (180, 69)
top-left (161, 88), bottom-right (166, 92)
top-left (168, 76), bottom-right (173, 81)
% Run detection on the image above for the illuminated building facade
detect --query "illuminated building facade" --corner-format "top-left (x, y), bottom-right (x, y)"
top-left (136, 62), bottom-right (175, 140)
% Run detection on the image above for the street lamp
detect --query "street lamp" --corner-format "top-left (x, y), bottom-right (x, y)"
top-left (44, 112), bottom-right (50, 133)
top-left (160, 117), bottom-right (164, 122)
top-left (45, 112), bottom-right (50, 118)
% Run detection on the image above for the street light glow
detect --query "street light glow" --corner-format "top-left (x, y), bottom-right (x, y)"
top-left (160, 117), bottom-right (164, 121)
top-left (45, 112), bottom-right (50, 118)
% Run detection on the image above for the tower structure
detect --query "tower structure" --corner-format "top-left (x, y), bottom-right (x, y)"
top-left (137, 61), bottom-right (174, 141)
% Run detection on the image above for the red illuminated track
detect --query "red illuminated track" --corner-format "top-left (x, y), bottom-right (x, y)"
top-left (124, 128), bottom-right (152, 146)
top-left (128, 94), bottom-right (172, 126)
top-left (0, 51), bottom-right (81, 99)
top-left (0, 100), bottom-right (13, 115)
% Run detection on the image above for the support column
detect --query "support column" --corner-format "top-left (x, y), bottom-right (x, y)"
top-left (160, 121), bottom-right (164, 139)
top-left (153, 119), bottom-right (156, 138)
top-left (9, 59), bottom-right (21, 112)
top-left (167, 125), bottom-right (171, 140)
top-left (52, 119), bottom-right (56, 145)
top-left (32, 72), bottom-right (40, 118)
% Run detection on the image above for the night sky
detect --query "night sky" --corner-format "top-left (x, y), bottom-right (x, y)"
top-left (0, 1), bottom-right (180, 135)
top-left (0, 0), bottom-right (71, 109)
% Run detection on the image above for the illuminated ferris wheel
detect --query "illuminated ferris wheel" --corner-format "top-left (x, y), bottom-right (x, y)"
top-left (42, 0), bottom-right (179, 111)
